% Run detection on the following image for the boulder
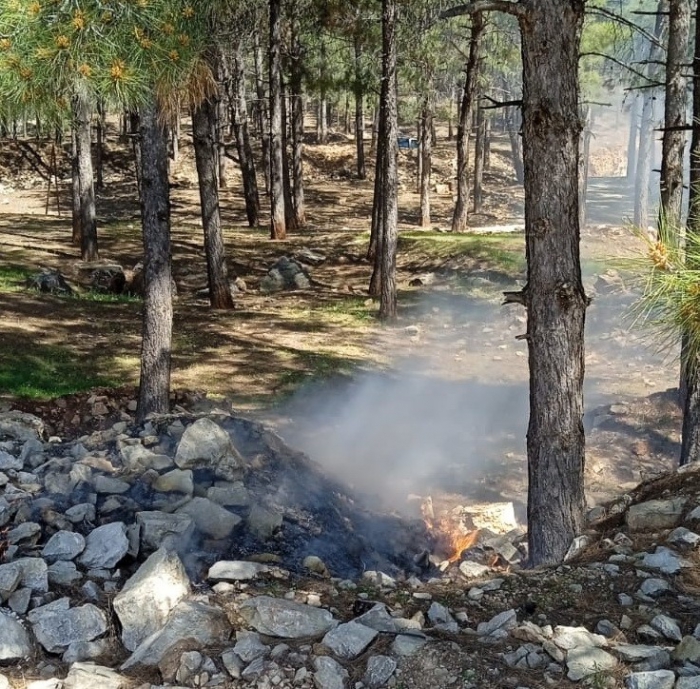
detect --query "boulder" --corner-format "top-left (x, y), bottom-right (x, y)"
top-left (627, 498), bottom-right (687, 532)
top-left (0, 411), bottom-right (44, 441)
top-left (322, 622), bottom-right (378, 659)
top-left (0, 609), bottom-right (32, 661)
top-left (113, 548), bottom-right (191, 652)
top-left (364, 655), bottom-right (397, 688)
top-left (239, 596), bottom-right (337, 638)
top-left (625, 670), bottom-right (676, 689)
top-left (27, 268), bottom-right (73, 295)
top-left (28, 598), bottom-right (107, 654)
top-left (174, 418), bottom-right (243, 481)
top-left (136, 511), bottom-right (195, 551)
top-left (79, 522), bottom-right (129, 569)
top-left (260, 257), bottom-right (311, 293)
top-left (42, 530), bottom-right (86, 563)
top-left (63, 662), bottom-right (128, 689)
top-left (176, 497), bottom-right (242, 540)
top-left (313, 656), bottom-right (348, 689)
top-left (566, 647), bottom-right (617, 681)
top-left (207, 560), bottom-right (269, 582)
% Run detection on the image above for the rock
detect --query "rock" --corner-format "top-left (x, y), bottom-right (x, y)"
top-left (458, 561), bottom-right (491, 578)
top-left (7, 521), bottom-right (41, 546)
top-left (639, 578), bottom-right (672, 597)
top-left (207, 560), bottom-right (269, 582)
top-left (355, 604), bottom-right (399, 633)
top-left (174, 418), bottom-right (243, 480)
top-left (364, 656), bottom-right (397, 688)
top-left (247, 504), bottom-right (283, 540)
top-left (362, 571), bottom-right (397, 588)
top-left (391, 634), bottom-right (428, 656)
top-left (595, 270), bottom-right (626, 295)
top-left (677, 678), bottom-right (700, 689)
top-left (0, 609), bottom-right (32, 661)
top-left (8, 588), bottom-right (31, 614)
top-left (42, 530), bottom-right (86, 562)
top-left (48, 561), bottom-right (83, 586)
top-left (566, 647), bottom-right (617, 681)
top-left (233, 632), bottom-right (269, 663)
top-left (303, 555), bottom-right (330, 577)
top-left (295, 248), bottom-right (327, 266)
top-left (136, 511), bottom-right (195, 550)
top-left (0, 411), bottom-right (44, 441)
top-left (206, 482), bottom-right (250, 507)
top-left (62, 638), bottom-right (113, 664)
top-left (28, 598), bottom-right (108, 653)
top-left (120, 444), bottom-right (172, 472)
top-left (79, 522), bottom-right (129, 569)
top-left (553, 625), bottom-right (608, 650)
top-left (625, 670), bottom-right (675, 689)
top-left (113, 548), bottom-right (190, 652)
top-left (668, 527), bottom-right (700, 548)
top-left (0, 451), bottom-right (22, 471)
top-left (615, 644), bottom-right (671, 670)
top-left (63, 662), bottom-right (128, 689)
top-left (8, 558), bottom-right (48, 593)
top-left (313, 655), bottom-right (348, 689)
top-left (627, 498), bottom-right (687, 532)
top-left (260, 257), bottom-right (311, 293)
top-left (673, 636), bottom-right (700, 663)
top-left (121, 600), bottom-right (231, 669)
top-left (176, 497), bottom-right (242, 539)
top-left (239, 596), bottom-right (337, 638)
top-left (477, 609), bottom-right (517, 637)
top-left (0, 564), bottom-right (21, 600)
top-left (641, 546), bottom-right (690, 575)
top-left (650, 614), bottom-right (682, 642)
top-left (322, 622), bottom-right (378, 660)
top-left (154, 469), bottom-right (193, 494)
top-left (426, 602), bottom-right (459, 633)
top-left (93, 475), bottom-right (130, 494)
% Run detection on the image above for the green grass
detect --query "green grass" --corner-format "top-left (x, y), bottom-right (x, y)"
top-left (0, 343), bottom-right (117, 399)
top-left (274, 350), bottom-right (358, 394)
top-left (69, 291), bottom-right (141, 304)
top-left (0, 265), bottom-right (33, 292)
top-left (315, 297), bottom-right (376, 323)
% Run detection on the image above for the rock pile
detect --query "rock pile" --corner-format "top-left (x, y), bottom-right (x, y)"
top-left (2, 407), bottom-right (700, 688)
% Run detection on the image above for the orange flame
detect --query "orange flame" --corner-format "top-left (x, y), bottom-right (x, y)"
top-left (445, 528), bottom-right (480, 563)
top-left (421, 496), bottom-right (480, 563)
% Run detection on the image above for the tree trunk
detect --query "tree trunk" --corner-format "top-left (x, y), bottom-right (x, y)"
top-left (420, 99), bottom-right (432, 227)
top-left (231, 44), bottom-right (261, 227)
top-left (681, 0), bottom-right (700, 464)
top-left (377, 0), bottom-right (399, 321)
top-left (318, 95), bottom-right (328, 144)
top-left (253, 29), bottom-right (271, 195)
top-left (626, 95), bottom-right (640, 181)
top-left (579, 107), bottom-right (592, 228)
top-left (71, 125), bottom-right (81, 246)
top-left (484, 114), bottom-right (491, 170)
top-left (508, 106), bottom-right (525, 184)
top-left (660, 0), bottom-right (690, 231)
top-left (269, 0), bottom-right (287, 239)
top-left (73, 93), bottom-right (98, 261)
top-left (452, 14), bottom-right (484, 233)
top-left (136, 101), bottom-right (173, 424)
top-left (281, 80), bottom-right (297, 231)
top-left (95, 99), bottom-right (105, 192)
top-left (473, 104), bottom-right (486, 212)
top-left (289, 14), bottom-right (306, 229)
top-left (193, 91), bottom-right (235, 310)
top-left (519, 0), bottom-right (587, 567)
top-left (636, 5), bottom-right (668, 229)
top-left (354, 35), bottom-right (366, 180)
top-left (368, 127), bottom-right (385, 269)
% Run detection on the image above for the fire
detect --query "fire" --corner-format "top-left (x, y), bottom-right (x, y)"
top-left (420, 496), bottom-right (480, 563)
top-left (445, 528), bottom-right (480, 563)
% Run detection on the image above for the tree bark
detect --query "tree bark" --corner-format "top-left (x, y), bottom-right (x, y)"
top-left (508, 106), bottom-right (525, 184)
top-left (451, 14), bottom-right (484, 233)
top-left (253, 29), bottom-right (271, 195)
top-left (420, 98), bottom-right (432, 227)
top-left (626, 95), bottom-right (640, 181)
top-left (519, 0), bottom-right (587, 567)
top-left (354, 35), bottom-right (366, 180)
top-left (193, 92), bottom-right (234, 310)
top-left (289, 12), bottom-right (306, 229)
top-left (231, 44), bottom-right (261, 227)
top-left (377, 0), bottom-right (399, 321)
top-left (269, 0), bottom-right (287, 239)
top-left (660, 0), bottom-right (690, 231)
top-left (95, 99), bottom-right (105, 192)
top-left (681, 0), bottom-right (700, 464)
top-left (484, 114), bottom-right (491, 170)
top-left (281, 80), bottom-right (297, 231)
top-left (73, 93), bottom-right (98, 261)
top-left (136, 101), bottom-right (173, 423)
top-left (473, 104), bottom-right (486, 212)
top-left (71, 124), bottom-right (81, 246)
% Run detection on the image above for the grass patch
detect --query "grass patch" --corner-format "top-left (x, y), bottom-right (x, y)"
top-left (0, 265), bottom-right (33, 292)
top-left (274, 350), bottom-right (358, 395)
top-left (69, 290), bottom-right (142, 304)
top-left (0, 342), bottom-right (117, 399)
top-left (315, 297), bottom-right (376, 323)
top-left (399, 231), bottom-right (526, 275)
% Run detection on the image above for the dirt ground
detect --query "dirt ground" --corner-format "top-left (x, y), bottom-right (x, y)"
top-left (0, 121), bottom-right (679, 528)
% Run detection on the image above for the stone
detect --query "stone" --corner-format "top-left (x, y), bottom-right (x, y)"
top-left (120, 444), bottom-right (172, 473)
top-left (0, 609), bottom-right (32, 661)
top-left (63, 662), bottom-right (128, 689)
top-left (174, 418), bottom-right (243, 480)
top-left (8, 588), bottom-right (31, 614)
top-left (0, 411), bottom-right (44, 442)
top-left (233, 632), bottom-right (269, 663)
top-left (113, 548), bottom-right (190, 652)
top-left (239, 596), bottom-right (337, 638)
top-left (207, 482), bottom-right (250, 507)
top-left (355, 604), bottom-right (399, 633)
top-left (677, 679), bottom-right (700, 689)
top-left (615, 645), bottom-right (671, 670)
top-left (364, 655), bottom-right (397, 688)
top-left (673, 636), bottom-right (700, 663)
top-left (566, 646), bottom-right (617, 681)
top-left (8, 521), bottom-right (40, 544)
top-left (322, 622), bottom-right (378, 659)
top-left (391, 634), bottom-right (428, 656)
top-left (0, 564), bottom-right (21, 600)
top-left (0, 451), bottom-right (22, 471)
top-left (42, 530), bottom-right (86, 562)
top-left (553, 625), bottom-right (608, 650)
top-left (176, 498), bottom-right (242, 540)
top-left (28, 598), bottom-right (108, 653)
top-left (79, 522), bottom-right (129, 569)
top-left (625, 670), bottom-right (675, 689)
top-left (477, 609), bottom-right (517, 636)
top-left (62, 639), bottom-right (113, 664)
top-left (65, 503), bottom-right (96, 524)
top-left (668, 527), bottom-right (700, 548)
top-left (426, 602), bottom-right (459, 633)
top-left (48, 561), bottom-right (83, 586)
top-left (458, 561), bottom-right (491, 578)
top-left (136, 511), bottom-right (195, 550)
top-left (313, 655), bottom-right (348, 689)
top-left (121, 600), bottom-right (231, 669)
top-left (93, 475), bottom-right (130, 494)
top-left (362, 571), bottom-right (397, 588)
top-left (260, 257), bottom-right (311, 293)
top-left (207, 560), bottom-right (269, 582)
top-left (639, 578), bottom-right (672, 597)
top-left (641, 546), bottom-right (690, 575)
top-left (627, 498), bottom-right (687, 532)
top-left (650, 614), bottom-right (682, 642)
top-left (8, 558), bottom-right (48, 593)
top-left (154, 469), bottom-right (193, 494)
top-left (247, 504), bottom-right (283, 540)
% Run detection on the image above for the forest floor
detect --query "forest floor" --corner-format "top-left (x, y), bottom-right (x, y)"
top-left (0, 122), bottom-right (676, 526)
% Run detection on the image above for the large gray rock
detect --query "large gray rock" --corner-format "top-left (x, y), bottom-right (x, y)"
top-left (63, 662), bottom-right (128, 689)
top-left (119, 444), bottom-right (172, 473)
top-left (176, 498), bottom-right (242, 540)
top-left (48, 561), bottom-right (83, 586)
top-left (614, 644), bottom-right (671, 670)
top-left (136, 510), bottom-right (195, 550)
top-left (672, 636), bottom-right (700, 663)
top-left (0, 564), bottom-right (21, 600)
top-left (355, 604), bottom-right (399, 633)
top-left (121, 600), bottom-right (231, 670)
top-left (260, 257), bottom-right (311, 293)
top-left (239, 596), bottom-right (337, 639)
top-left (476, 609), bottom-right (517, 637)
top-left (650, 614), bottom-right (682, 642)
top-left (364, 656), bottom-right (397, 688)
top-left (232, 632), bottom-right (270, 663)
top-left (641, 546), bottom-right (690, 575)
top-left (677, 678), bottom-right (700, 689)
top-left (0, 609), bottom-right (32, 661)
top-left (113, 548), bottom-right (190, 652)
top-left (0, 411), bottom-right (44, 442)
top-left (28, 598), bottom-right (107, 653)
top-left (207, 560), bottom-right (269, 582)
top-left (322, 622), bottom-right (378, 659)
top-left (566, 647), bottom-right (617, 681)
top-left (553, 626), bottom-right (607, 650)
top-left (42, 530), bottom-right (86, 563)
top-left (79, 522), bottom-right (129, 569)
top-left (154, 469), bottom-right (193, 495)
top-left (625, 670), bottom-right (675, 689)
top-left (174, 418), bottom-right (243, 481)
top-left (391, 634), bottom-right (427, 657)
top-left (627, 498), bottom-right (687, 532)
top-left (7, 558), bottom-right (48, 593)
top-left (313, 656), bottom-right (348, 689)
top-left (0, 451), bottom-right (22, 471)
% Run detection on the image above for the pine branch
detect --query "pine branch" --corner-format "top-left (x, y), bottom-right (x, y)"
top-left (580, 51), bottom-right (659, 85)
top-left (586, 6), bottom-right (664, 49)
top-left (440, 1), bottom-right (526, 20)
